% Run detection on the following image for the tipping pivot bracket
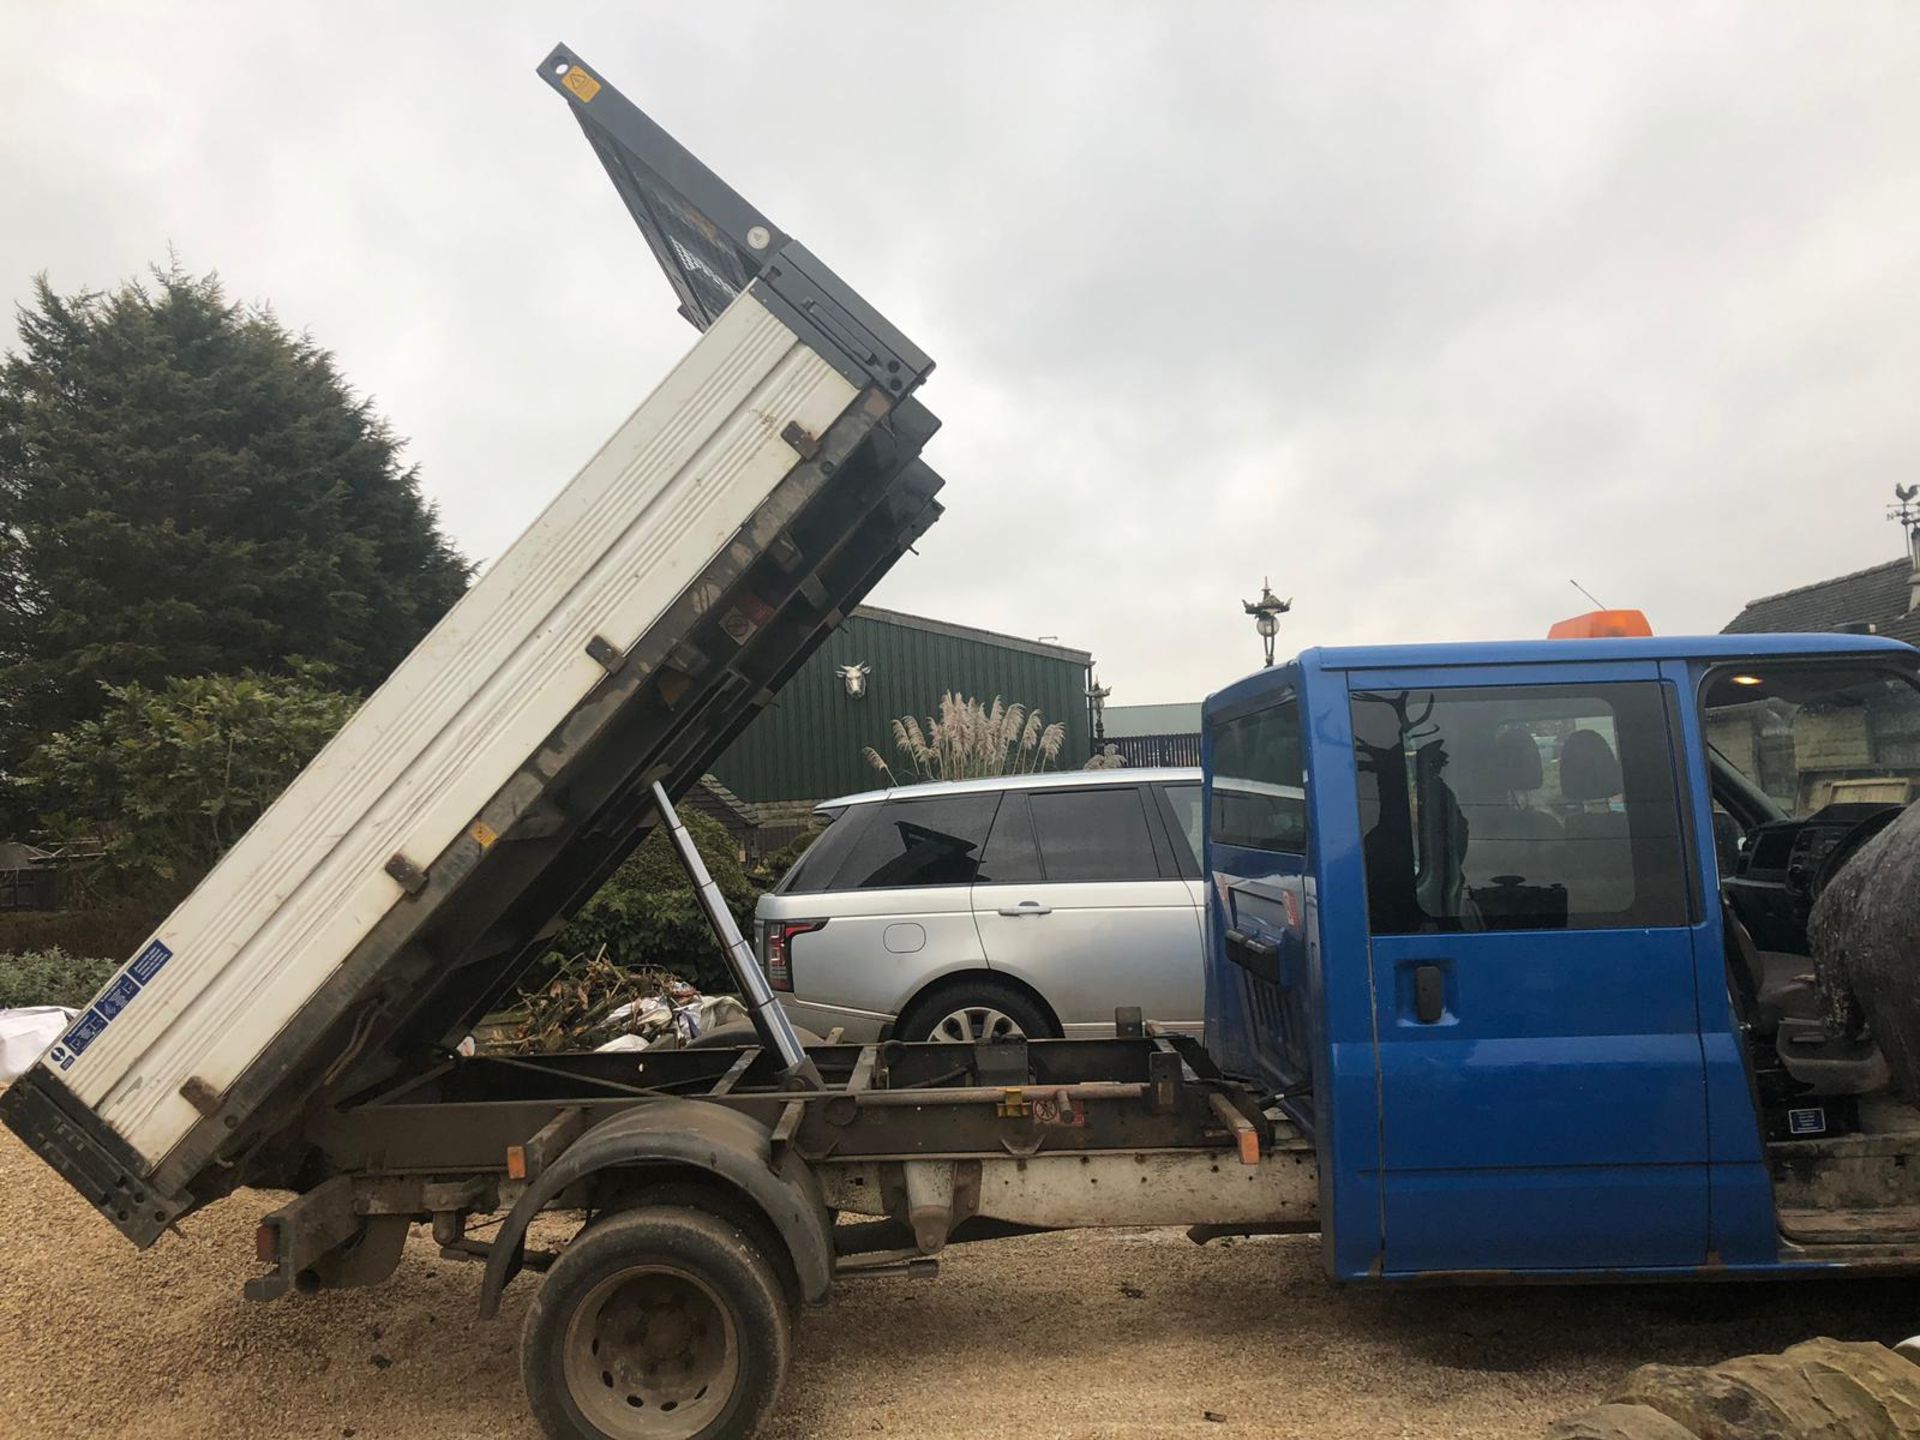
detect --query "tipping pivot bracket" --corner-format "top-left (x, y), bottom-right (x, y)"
top-left (384, 854), bottom-right (428, 896)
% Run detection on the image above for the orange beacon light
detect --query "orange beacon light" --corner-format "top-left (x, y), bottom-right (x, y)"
top-left (1547, 609), bottom-right (1654, 640)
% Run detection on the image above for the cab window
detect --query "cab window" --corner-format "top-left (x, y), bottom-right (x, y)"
top-left (1210, 699), bottom-right (1307, 853)
top-left (1351, 682), bottom-right (1688, 934)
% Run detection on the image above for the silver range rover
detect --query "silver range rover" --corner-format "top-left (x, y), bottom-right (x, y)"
top-left (755, 768), bottom-right (1207, 1043)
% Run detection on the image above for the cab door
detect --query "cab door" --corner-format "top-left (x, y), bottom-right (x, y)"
top-left (1349, 666), bottom-right (1709, 1274)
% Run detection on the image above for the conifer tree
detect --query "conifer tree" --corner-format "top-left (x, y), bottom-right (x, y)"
top-left (0, 264), bottom-right (471, 777)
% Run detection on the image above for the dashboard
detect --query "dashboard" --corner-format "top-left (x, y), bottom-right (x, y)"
top-left (1722, 803), bottom-right (1900, 954)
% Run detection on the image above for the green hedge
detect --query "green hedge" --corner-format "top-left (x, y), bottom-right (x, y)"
top-left (0, 896), bottom-right (174, 961)
top-left (0, 948), bottom-right (120, 1009)
top-left (544, 810), bottom-right (761, 997)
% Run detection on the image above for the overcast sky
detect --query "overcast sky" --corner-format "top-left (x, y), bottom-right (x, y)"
top-left (3, 3), bottom-right (1917, 705)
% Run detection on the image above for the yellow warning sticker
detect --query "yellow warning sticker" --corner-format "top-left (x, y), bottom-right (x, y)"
top-left (561, 67), bottom-right (600, 103)
top-left (469, 820), bottom-right (498, 850)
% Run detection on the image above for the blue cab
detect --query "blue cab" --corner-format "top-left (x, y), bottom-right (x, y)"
top-left (1202, 628), bottom-right (1920, 1281)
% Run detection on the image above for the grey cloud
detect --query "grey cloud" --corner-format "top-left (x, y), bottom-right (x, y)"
top-left (2, 2), bottom-right (1916, 705)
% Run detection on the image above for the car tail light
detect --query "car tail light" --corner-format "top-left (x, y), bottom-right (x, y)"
top-left (764, 919), bottom-right (826, 992)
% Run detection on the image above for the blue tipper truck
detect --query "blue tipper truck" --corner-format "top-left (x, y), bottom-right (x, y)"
top-left (8, 42), bottom-right (1920, 1440)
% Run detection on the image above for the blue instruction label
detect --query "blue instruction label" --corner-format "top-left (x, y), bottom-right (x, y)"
top-left (129, 939), bottom-right (173, 984)
top-left (50, 939), bottom-right (176, 1073)
top-left (1787, 1107), bottom-right (1827, 1137)
top-left (94, 973), bottom-right (141, 1020)
top-left (59, 1007), bottom-right (110, 1059)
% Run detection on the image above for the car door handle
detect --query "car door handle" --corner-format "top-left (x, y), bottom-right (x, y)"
top-left (1413, 963), bottom-right (1446, 1024)
top-left (997, 903), bottom-right (1052, 917)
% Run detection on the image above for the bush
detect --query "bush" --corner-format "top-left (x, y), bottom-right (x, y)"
top-left (544, 809), bottom-right (761, 997)
top-left (0, 948), bottom-right (120, 1009)
top-left (862, 693), bottom-right (1066, 784)
top-left (755, 824), bottom-right (825, 888)
top-left (19, 667), bottom-right (359, 889)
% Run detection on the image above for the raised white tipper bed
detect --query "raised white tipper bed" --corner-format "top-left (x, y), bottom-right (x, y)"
top-left (45, 291), bottom-right (859, 1166)
top-left (3, 43), bottom-right (943, 1242)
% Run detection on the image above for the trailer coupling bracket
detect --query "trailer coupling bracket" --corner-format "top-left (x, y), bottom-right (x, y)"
top-left (584, 634), bottom-right (627, 674)
top-left (245, 1176), bottom-right (362, 1303)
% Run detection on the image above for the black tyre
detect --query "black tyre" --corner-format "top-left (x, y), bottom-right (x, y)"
top-left (895, 978), bottom-right (1055, 1043)
top-left (681, 1019), bottom-right (825, 1049)
top-left (521, 1206), bottom-right (791, 1440)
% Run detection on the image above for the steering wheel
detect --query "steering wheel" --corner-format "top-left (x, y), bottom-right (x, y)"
top-left (1811, 806), bottom-right (1906, 898)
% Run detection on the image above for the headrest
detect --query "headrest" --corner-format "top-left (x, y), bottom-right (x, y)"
top-left (1559, 728), bottom-right (1622, 801)
top-left (1450, 727), bottom-right (1544, 798)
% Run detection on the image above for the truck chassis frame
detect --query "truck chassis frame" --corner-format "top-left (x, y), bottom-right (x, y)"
top-left (263, 1025), bottom-right (1318, 1302)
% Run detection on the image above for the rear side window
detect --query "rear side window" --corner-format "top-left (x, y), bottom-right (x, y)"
top-left (818, 793), bottom-right (1000, 890)
top-left (1160, 783), bottom-right (1203, 869)
top-left (776, 806), bottom-right (863, 894)
top-left (1211, 699), bottom-right (1307, 852)
top-left (1026, 787), bottom-right (1159, 883)
top-left (977, 791), bottom-right (1044, 882)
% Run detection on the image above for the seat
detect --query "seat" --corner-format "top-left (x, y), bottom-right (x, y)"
top-left (1449, 728), bottom-right (1566, 924)
top-left (1723, 902), bottom-right (1889, 1095)
top-left (1723, 902), bottom-right (1819, 1032)
top-left (1452, 729), bottom-right (1562, 881)
top-left (1557, 729), bottom-right (1634, 914)
top-left (1775, 1029), bottom-right (1892, 1096)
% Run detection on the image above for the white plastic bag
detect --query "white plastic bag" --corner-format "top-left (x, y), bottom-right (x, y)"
top-left (0, 1006), bottom-right (77, 1083)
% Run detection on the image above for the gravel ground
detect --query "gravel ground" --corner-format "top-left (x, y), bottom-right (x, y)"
top-left (3, 1121), bottom-right (1917, 1440)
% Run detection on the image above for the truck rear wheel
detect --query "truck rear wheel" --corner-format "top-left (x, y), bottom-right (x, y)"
top-left (521, 1206), bottom-right (791, 1440)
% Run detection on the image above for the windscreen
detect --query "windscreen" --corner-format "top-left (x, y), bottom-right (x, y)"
top-left (1704, 664), bottom-right (1920, 818)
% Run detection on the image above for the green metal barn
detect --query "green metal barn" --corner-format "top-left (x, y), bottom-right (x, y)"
top-left (709, 605), bottom-right (1093, 813)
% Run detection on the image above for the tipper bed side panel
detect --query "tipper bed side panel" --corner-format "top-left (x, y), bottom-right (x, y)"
top-left (27, 294), bottom-right (859, 1169)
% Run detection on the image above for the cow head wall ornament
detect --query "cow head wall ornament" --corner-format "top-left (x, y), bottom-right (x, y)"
top-left (836, 662), bottom-right (872, 699)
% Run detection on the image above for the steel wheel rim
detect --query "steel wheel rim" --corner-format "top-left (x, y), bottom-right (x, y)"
top-left (562, 1262), bottom-right (738, 1439)
top-left (929, 1005), bottom-right (1023, 1043)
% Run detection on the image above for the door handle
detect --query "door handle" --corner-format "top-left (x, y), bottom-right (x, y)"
top-left (1413, 963), bottom-right (1445, 1024)
top-left (997, 902), bottom-right (1052, 917)
top-left (1224, 929), bottom-right (1281, 983)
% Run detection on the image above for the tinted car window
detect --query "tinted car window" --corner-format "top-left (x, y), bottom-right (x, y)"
top-left (1211, 699), bottom-right (1307, 852)
top-left (977, 791), bottom-right (1043, 882)
top-left (1162, 783), bottom-right (1203, 869)
top-left (1351, 682), bottom-right (1688, 934)
top-left (825, 793), bottom-right (1000, 890)
top-left (776, 806), bottom-right (865, 895)
top-left (1028, 787), bottom-right (1159, 883)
